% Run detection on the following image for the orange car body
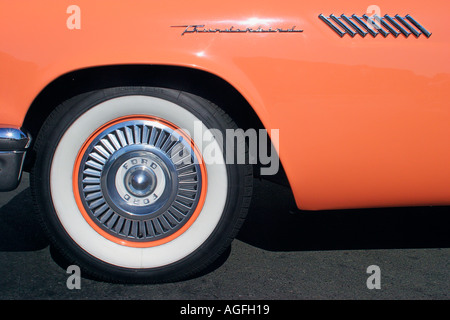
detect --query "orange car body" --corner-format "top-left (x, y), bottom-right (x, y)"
top-left (1, 0), bottom-right (449, 210)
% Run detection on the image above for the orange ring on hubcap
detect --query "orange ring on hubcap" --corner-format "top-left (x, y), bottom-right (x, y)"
top-left (72, 115), bottom-right (208, 248)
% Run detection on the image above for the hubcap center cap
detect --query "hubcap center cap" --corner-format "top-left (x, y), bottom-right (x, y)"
top-left (113, 154), bottom-right (169, 209)
top-left (125, 166), bottom-right (157, 197)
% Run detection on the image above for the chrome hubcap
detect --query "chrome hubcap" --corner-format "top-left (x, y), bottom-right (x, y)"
top-left (77, 119), bottom-right (203, 242)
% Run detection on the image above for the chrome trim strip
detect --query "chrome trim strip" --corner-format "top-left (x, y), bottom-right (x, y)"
top-left (395, 14), bottom-right (421, 37)
top-left (384, 15), bottom-right (411, 37)
top-left (341, 14), bottom-right (367, 37)
top-left (352, 14), bottom-right (378, 37)
top-left (319, 14), bottom-right (431, 39)
top-left (406, 14), bottom-right (432, 38)
top-left (330, 14), bottom-right (356, 37)
top-left (378, 16), bottom-right (400, 37)
top-left (372, 15), bottom-right (390, 38)
top-left (0, 127), bottom-right (30, 151)
top-left (0, 127), bottom-right (31, 192)
top-left (172, 24), bottom-right (303, 36)
top-left (319, 14), bottom-right (345, 37)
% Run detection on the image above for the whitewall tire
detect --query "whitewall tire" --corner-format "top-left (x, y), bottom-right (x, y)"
top-left (31, 87), bottom-right (252, 283)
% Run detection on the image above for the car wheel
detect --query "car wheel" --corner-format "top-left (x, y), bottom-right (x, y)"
top-left (31, 87), bottom-right (252, 283)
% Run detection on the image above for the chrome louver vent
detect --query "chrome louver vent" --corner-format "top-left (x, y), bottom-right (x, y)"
top-left (319, 14), bottom-right (432, 38)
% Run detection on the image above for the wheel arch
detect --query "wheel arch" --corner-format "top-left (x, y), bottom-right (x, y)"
top-left (22, 64), bottom-right (290, 186)
top-left (23, 65), bottom-right (257, 134)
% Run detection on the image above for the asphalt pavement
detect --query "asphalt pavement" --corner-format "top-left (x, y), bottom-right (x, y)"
top-left (0, 173), bottom-right (448, 300)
